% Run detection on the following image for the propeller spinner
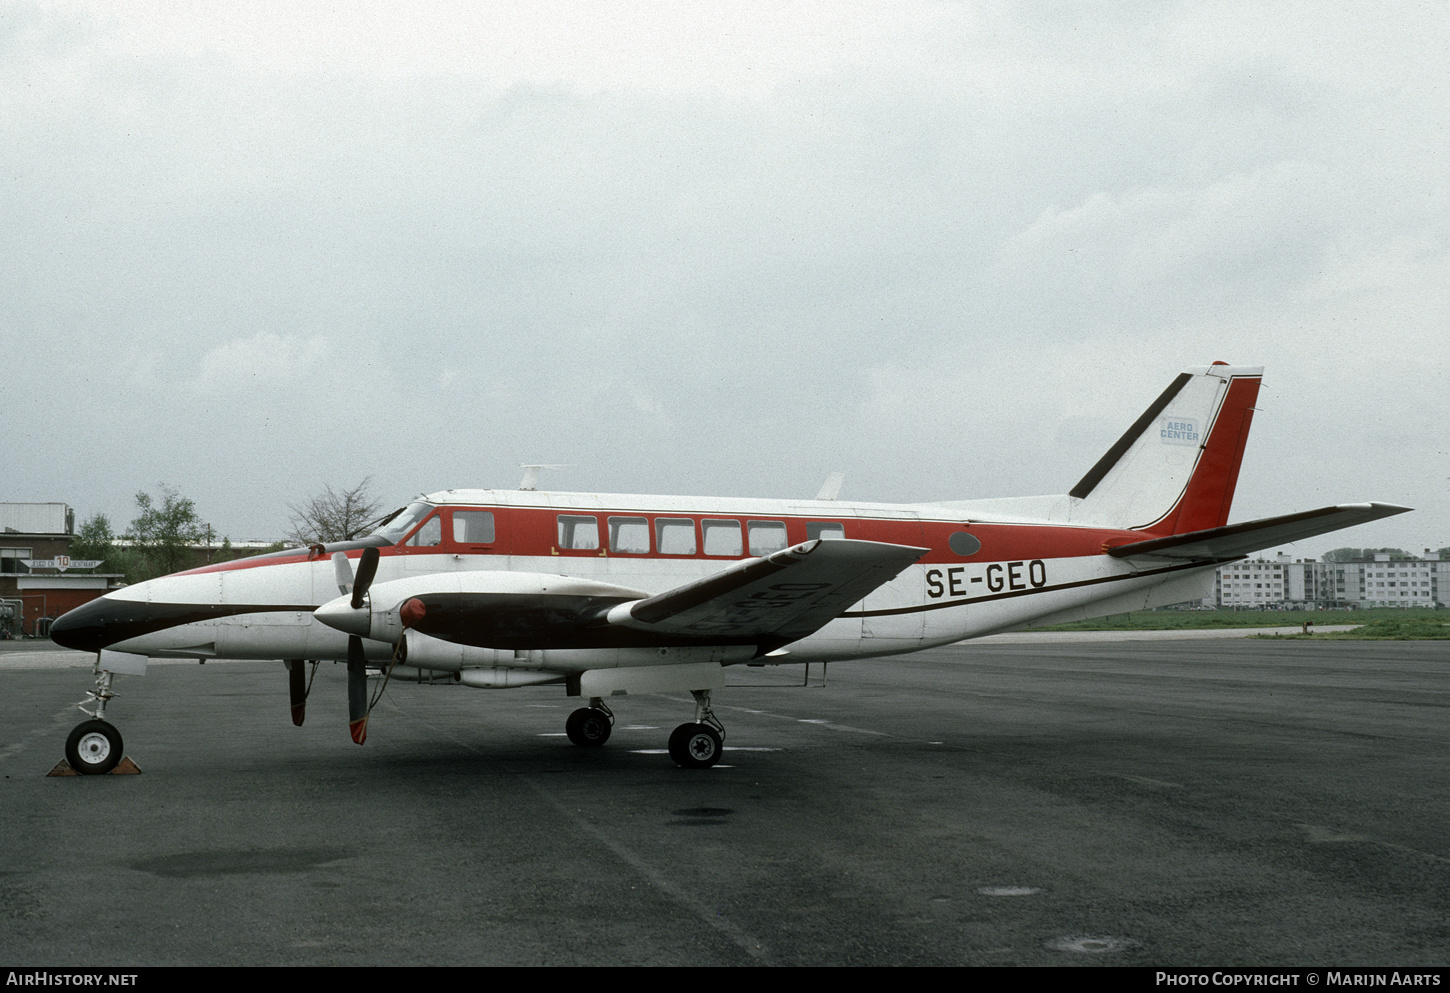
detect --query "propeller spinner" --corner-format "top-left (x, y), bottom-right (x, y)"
top-left (315, 547), bottom-right (380, 638)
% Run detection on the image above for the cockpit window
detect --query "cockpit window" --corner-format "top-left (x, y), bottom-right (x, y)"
top-left (407, 514), bottom-right (443, 547)
top-left (372, 501), bottom-right (434, 544)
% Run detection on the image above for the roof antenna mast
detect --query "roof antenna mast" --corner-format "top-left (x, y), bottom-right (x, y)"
top-left (518, 464), bottom-right (573, 491)
top-left (815, 473), bottom-right (845, 501)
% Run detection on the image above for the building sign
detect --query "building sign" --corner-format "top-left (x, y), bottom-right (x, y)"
top-left (20, 558), bottom-right (103, 572)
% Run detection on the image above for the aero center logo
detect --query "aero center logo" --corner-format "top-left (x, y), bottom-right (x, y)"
top-left (1159, 417), bottom-right (1200, 446)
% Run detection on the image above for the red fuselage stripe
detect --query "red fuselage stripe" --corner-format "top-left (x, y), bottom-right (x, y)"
top-left (180, 509), bottom-right (1154, 576)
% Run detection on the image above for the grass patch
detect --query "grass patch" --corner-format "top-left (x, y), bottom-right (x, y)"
top-left (1255, 619), bottom-right (1450, 640)
top-left (1037, 607), bottom-right (1447, 632)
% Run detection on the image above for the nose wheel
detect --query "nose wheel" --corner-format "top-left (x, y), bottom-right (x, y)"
top-left (65, 719), bottom-right (123, 775)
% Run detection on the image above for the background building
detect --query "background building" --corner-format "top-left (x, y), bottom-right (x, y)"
top-left (0, 502), bottom-right (123, 637)
top-left (1, 502), bottom-right (280, 636)
top-left (1211, 550), bottom-right (1443, 609)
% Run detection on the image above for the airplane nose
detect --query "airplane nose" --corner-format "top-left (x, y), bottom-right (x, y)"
top-left (49, 597), bottom-right (119, 653)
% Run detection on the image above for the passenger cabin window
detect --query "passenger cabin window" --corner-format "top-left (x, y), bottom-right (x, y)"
top-left (452, 510), bottom-right (496, 544)
top-left (557, 515), bottom-right (599, 550)
top-left (407, 514), bottom-right (442, 547)
top-left (609, 516), bottom-right (650, 554)
top-left (702, 519), bottom-right (743, 557)
top-left (748, 520), bottom-right (788, 556)
top-left (806, 522), bottom-right (845, 541)
top-left (655, 518), bottom-right (697, 555)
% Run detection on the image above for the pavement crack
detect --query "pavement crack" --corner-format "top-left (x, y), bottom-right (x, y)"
top-left (1298, 823), bottom-right (1450, 864)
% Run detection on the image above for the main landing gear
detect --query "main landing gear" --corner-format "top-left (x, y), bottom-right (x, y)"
top-left (64, 666), bottom-right (124, 775)
top-left (667, 690), bottom-right (725, 769)
top-left (566, 700), bottom-right (614, 747)
top-left (563, 689), bottom-right (725, 769)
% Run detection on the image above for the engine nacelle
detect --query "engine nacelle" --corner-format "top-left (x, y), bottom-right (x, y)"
top-left (401, 628), bottom-right (508, 671)
top-left (315, 570), bottom-right (649, 646)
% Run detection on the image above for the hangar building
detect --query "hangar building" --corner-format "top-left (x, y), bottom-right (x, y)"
top-left (0, 502), bottom-right (125, 638)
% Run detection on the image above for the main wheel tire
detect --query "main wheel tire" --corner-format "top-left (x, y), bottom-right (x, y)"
top-left (565, 708), bottom-right (612, 747)
top-left (668, 723), bottom-right (722, 769)
top-left (65, 720), bottom-right (123, 775)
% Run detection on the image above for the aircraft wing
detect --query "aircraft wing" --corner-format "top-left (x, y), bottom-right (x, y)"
top-left (1104, 503), bottom-right (1412, 561)
top-left (607, 539), bottom-right (928, 645)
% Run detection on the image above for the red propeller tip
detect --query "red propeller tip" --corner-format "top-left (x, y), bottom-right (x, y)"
top-left (349, 717), bottom-right (368, 745)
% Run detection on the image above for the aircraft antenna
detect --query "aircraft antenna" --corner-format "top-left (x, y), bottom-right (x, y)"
top-left (815, 473), bottom-right (845, 501)
top-left (518, 464), bottom-right (573, 491)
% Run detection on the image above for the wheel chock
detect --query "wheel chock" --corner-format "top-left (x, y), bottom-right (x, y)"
top-left (46, 756), bottom-right (143, 777)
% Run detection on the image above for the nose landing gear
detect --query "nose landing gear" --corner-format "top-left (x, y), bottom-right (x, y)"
top-left (58, 663), bottom-right (134, 775)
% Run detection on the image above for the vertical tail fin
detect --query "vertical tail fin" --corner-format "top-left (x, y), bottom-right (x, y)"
top-left (1069, 363), bottom-right (1262, 534)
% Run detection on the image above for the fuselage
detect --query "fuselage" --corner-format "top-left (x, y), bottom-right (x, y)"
top-left (51, 488), bottom-right (1219, 670)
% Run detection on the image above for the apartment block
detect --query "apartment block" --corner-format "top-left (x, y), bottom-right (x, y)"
top-left (1211, 550), bottom-right (1444, 609)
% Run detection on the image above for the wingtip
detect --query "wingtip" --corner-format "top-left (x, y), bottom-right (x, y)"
top-left (1346, 502), bottom-right (1415, 518)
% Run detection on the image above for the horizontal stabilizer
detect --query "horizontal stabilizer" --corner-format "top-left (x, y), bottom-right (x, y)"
top-left (608, 539), bottom-right (928, 644)
top-left (1104, 503), bottom-right (1412, 561)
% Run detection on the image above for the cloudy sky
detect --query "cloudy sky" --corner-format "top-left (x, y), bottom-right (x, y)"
top-left (5, 1), bottom-right (1447, 556)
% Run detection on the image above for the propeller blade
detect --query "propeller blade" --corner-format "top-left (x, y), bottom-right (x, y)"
top-left (347, 635), bottom-right (368, 745)
top-left (286, 659), bottom-right (307, 727)
top-left (351, 546), bottom-right (380, 610)
top-left (332, 552), bottom-right (353, 596)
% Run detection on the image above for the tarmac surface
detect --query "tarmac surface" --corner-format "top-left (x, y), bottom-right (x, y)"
top-left (1, 635), bottom-right (1446, 967)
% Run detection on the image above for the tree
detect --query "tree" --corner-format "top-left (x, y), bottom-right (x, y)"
top-left (286, 478), bottom-right (383, 546)
top-left (70, 513), bottom-right (115, 567)
top-left (1322, 547), bottom-right (1413, 562)
top-left (210, 537), bottom-right (238, 564)
top-left (125, 485), bottom-right (212, 581)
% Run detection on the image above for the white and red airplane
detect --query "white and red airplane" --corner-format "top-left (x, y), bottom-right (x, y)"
top-left (51, 363), bottom-right (1407, 773)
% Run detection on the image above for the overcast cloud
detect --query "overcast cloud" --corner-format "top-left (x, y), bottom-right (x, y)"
top-left (4, 1), bottom-right (1446, 556)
